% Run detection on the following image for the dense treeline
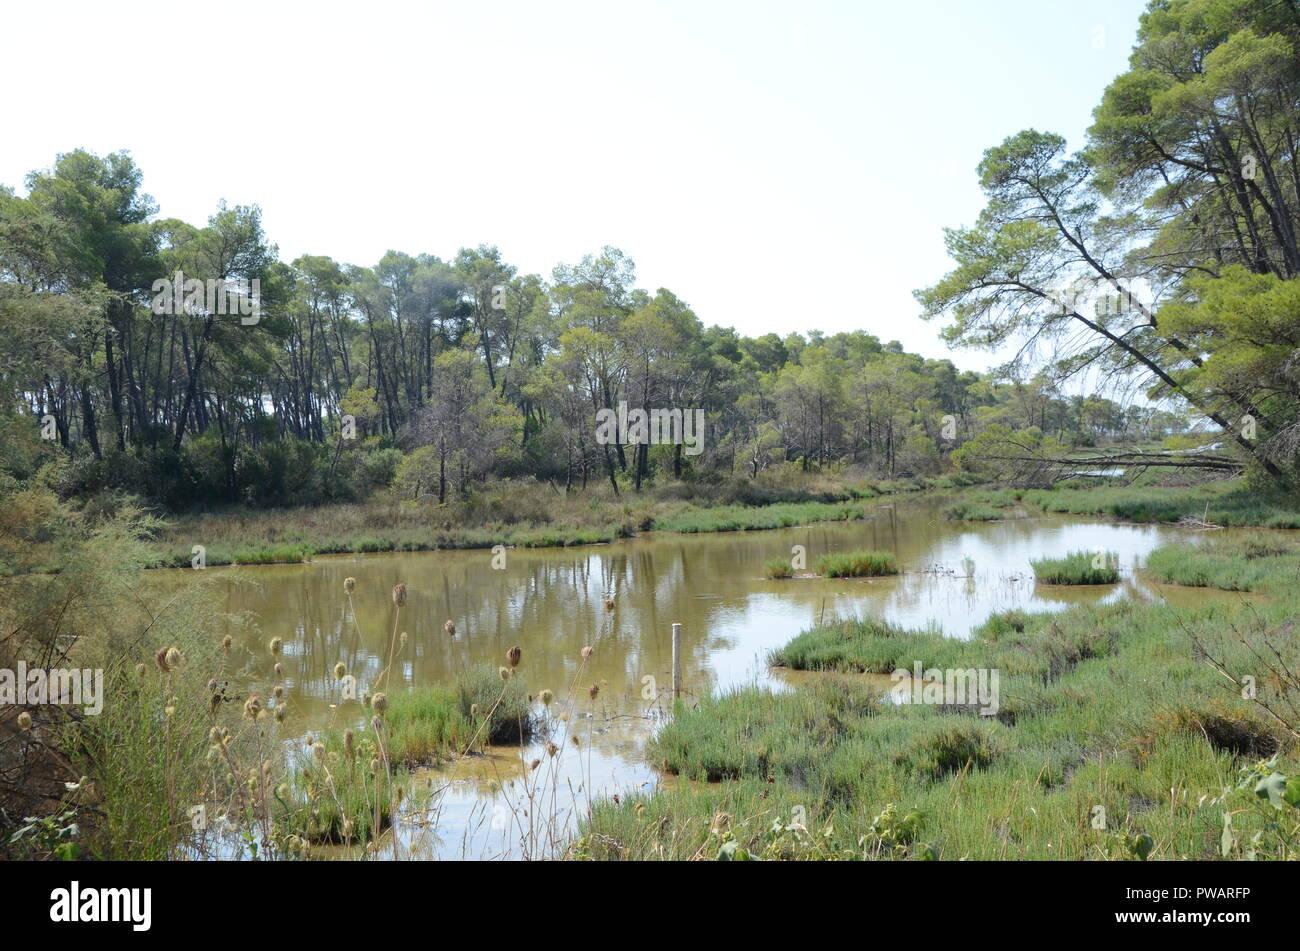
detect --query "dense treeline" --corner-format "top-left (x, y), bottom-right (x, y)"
top-left (0, 155), bottom-right (1181, 508)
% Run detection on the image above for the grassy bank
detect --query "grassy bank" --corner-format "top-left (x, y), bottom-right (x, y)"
top-left (995, 481), bottom-right (1300, 528)
top-left (575, 544), bottom-right (1300, 860)
top-left (1143, 535), bottom-right (1299, 592)
top-left (150, 473), bottom-right (977, 568)
top-left (943, 501), bottom-right (1005, 521)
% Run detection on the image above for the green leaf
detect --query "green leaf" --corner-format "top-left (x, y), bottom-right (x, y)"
top-left (1131, 834), bottom-right (1154, 861)
top-left (1220, 813), bottom-right (1235, 858)
top-left (715, 841), bottom-right (754, 861)
top-left (1255, 772), bottom-right (1289, 810)
top-left (1285, 778), bottom-right (1300, 809)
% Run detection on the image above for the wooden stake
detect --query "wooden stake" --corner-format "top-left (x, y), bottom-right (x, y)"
top-left (672, 622), bottom-right (682, 700)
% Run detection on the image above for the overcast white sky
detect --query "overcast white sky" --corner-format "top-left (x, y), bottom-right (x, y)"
top-left (1, 0), bottom-right (1149, 371)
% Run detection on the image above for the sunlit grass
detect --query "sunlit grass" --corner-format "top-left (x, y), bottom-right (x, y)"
top-left (1031, 551), bottom-right (1119, 585)
top-left (814, 549), bottom-right (898, 578)
top-left (762, 557), bottom-right (794, 579)
top-left (943, 501), bottom-right (1004, 521)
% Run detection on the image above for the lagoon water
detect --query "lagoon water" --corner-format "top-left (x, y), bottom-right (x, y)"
top-left (194, 497), bottom-right (1250, 858)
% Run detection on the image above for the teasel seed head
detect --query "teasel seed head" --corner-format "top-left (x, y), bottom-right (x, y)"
top-left (371, 692), bottom-right (388, 715)
top-left (399, 632), bottom-right (408, 648)
top-left (539, 689), bottom-right (554, 707)
top-left (546, 740), bottom-right (558, 757)
top-left (588, 683), bottom-right (600, 701)
top-left (498, 666), bottom-right (511, 682)
top-left (221, 635), bottom-right (233, 650)
top-left (371, 715), bottom-right (384, 734)
top-left (333, 662), bottom-right (347, 679)
top-left (391, 583), bottom-right (407, 607)
top-left (273, 684), bottom-right (285, 700)
top-left (154, 646), bottom-right (172, 673)
top-left (243, 694), bottom-right (262, 720)
top-left (507, 645), bottom-right (522, 668)
top-left (529, 758), bottom-right (541, 771)
top-left (470, 703), bottom-right (480, 720)
top-left (311, 742), bottom-right (325, 763)
top-left (274, 662), bottom-right (283, 678)
top-left (344, 577), bottom-right (356, 593)
top-left (444, 619), bottom-right (456, 637)
top-left (274, 706), bottom-right (286, 723)
top-left (135, 663), bottom-right (146, 677)
top-left (269, 637), bottom-right (284, 656)
top-left (343, 728), bottom-right (355, 757)
top-left (17, 711), bottom-right (33, 731)
top-left (581, 645), bottom-right (594, 660)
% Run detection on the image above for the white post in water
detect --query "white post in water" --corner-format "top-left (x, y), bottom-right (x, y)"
top-left (672, 622), bottom-right (682, 700)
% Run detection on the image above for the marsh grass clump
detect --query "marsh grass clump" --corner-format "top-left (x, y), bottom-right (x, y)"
top-left (277, 749), bottom-right (393, 845)
top-left (893, 723), bottom-right (997, 781)
top-left (770, 616), bottom-right (960, 673)
top-left (1030, 551), bottom-right (1118, 585)
top-left (1144, 536), bottom-right (1297, 592)
top-left (943, 502), bottom-right (1004, 522)
top-left (762, 557), bottom-right (794, 579)
top-left (1160, 706), bottom-right (1280, 759)
top-left (649, 680), bottom-right (883, 783)
top-left (312, 671), bottom-right (536, 772)
top-left (455, 667), bottom-right (533, 746)
top-left (380, 686), bottom-right (470, 763)
top-left (814, 550), bottom-right (898, 579)
top-left (973, 609), bottom-right (1033, 641)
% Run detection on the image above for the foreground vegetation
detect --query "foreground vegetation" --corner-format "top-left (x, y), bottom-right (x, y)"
top-left (576, 543), bottom-right (1300, 860)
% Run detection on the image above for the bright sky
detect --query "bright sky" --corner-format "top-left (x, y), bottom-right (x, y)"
top-left (1, 0), bottom-right (1149, 371)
